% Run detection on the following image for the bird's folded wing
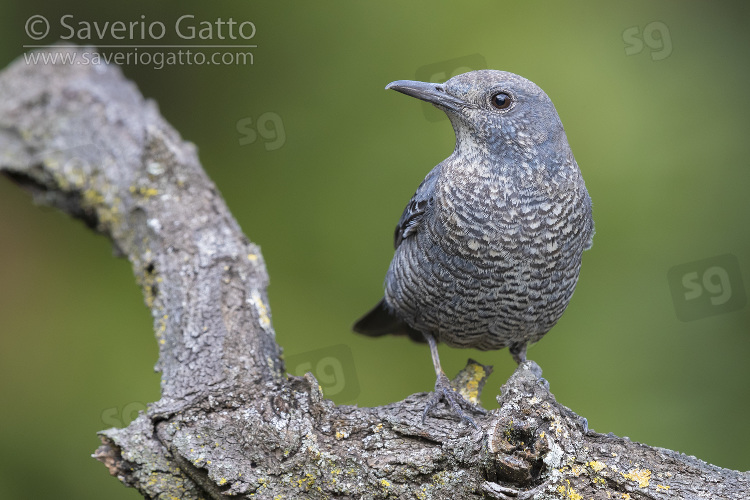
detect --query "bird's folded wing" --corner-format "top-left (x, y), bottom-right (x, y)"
top-left (393, 164), bottom-right (441, 249)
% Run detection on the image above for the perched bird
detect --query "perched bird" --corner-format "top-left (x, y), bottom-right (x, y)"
top-left (353, 70), bottom-right (594, 428)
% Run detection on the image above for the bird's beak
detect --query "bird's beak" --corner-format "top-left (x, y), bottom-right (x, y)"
top-left (385, 80), bottom-right (465, 112)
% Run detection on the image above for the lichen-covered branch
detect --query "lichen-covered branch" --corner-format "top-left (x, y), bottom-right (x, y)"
top-left (1, 47), bottom-right (747, 500)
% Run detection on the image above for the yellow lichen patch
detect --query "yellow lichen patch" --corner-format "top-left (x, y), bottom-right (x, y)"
top-left (587, 460), bottom-right (606, 472)
top-left (380, 479), bottom-right (391, 490)
top-left (79, 183), bottom-right (123, 228)
top-left (374, 423), bottom-right (383, 433)
top-left (335, 429), bottom-right (349, 440)
top-left (247, 253), bottom-right (259, 262)
top-left (68, 169), bottom-right (86, 189)
top-left (296, 473), bottom-right (315, 491)
top-left (129, 185), bottom-right (159, 199)
top-left (457, 363), bottom-right (486, 403)
top-left (556, 480), bottom-right (583, 500)
top-left (83, 188), bottom-right (104, 205)
top-left (431, 471), bottom-right (446, 486)
top-left (218, 478), bottom-right (227, 485)
top-left (97, 205), bottom-right (121, 226)
top-left (550, 419), bottom-right (563, 436)
top-left (156, 315), bottom-right (168, 337)
top-left (570, 464), bottom-right (585, 477)
top-left (139, 264), bottom-right (161, 309)
top-left (621, 468), bottom-right (651, 488)
top-left (250, 290), bottom-right (271, 328)
top-left (462, 379), bottom-right (479, 403)
top-left (656, 484), bottom-right (670, 490)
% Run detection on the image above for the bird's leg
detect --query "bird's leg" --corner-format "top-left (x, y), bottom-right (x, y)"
top-left (421, 332), bottom-right (487, 429)
top-left (509, 342), bottom-right (527, 365)
top-left (509, 341), bottom-right (548, 386)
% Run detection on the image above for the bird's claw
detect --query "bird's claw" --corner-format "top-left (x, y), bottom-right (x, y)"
top-left (422, 373), bottom-right (486, 429)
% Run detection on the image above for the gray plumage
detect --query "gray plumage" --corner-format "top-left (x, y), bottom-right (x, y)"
top-left (354, 70), bottom-right (593, 426)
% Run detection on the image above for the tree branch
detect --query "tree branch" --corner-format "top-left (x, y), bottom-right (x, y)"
top-left (1, 46), bottom-right (747, 500)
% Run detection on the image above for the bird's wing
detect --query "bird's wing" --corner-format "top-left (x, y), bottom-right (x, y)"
top-left (393, 165), bottom-right (441, 249)
top-left (584, 192), bottom-right (595, 250)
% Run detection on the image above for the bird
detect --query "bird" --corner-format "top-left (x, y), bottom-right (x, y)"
top-left (353, 70), bottom-right (594, 428)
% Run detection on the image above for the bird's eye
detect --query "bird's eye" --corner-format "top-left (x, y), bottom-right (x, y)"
top-left (491, 92), bottom-right (512, 110)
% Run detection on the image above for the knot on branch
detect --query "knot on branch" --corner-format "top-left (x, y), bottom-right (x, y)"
top-left (474, 362), bottom-right (582, 497)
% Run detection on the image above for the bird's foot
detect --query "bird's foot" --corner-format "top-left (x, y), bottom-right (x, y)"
top-left (422, 372), bottom-right (487, 429)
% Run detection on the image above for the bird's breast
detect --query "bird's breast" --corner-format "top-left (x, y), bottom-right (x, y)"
top-left (429, 163), bottom-right (588, 266)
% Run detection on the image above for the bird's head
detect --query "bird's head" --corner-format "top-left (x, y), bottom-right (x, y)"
top-left (386, 70), bottom-right (569, 161)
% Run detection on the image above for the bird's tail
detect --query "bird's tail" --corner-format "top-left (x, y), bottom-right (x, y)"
top-left (352, 298), bottom-right (427, 343)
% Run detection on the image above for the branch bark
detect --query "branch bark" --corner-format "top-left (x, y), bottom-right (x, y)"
top-left (1, 46), bottom-right (747, 500)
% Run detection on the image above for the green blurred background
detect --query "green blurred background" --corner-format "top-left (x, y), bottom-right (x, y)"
top-left (1, 1), bottom-right (749, 498)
